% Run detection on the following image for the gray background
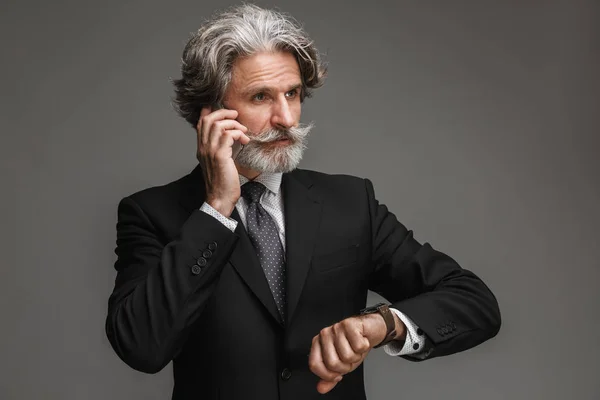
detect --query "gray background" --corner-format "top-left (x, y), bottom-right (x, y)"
top-left (1, 0), bottom-right (598, 398)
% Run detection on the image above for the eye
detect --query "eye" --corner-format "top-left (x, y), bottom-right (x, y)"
top-left (285, 88), bottom-right (299, 99)
top-left (252, 92), bottom-right (266, 101)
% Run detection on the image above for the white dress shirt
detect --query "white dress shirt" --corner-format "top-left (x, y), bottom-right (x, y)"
top-left (200, 172), bottom-right (427, 357)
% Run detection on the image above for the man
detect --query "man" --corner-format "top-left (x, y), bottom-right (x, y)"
top-left (105, 4), bottom-right (501, 400)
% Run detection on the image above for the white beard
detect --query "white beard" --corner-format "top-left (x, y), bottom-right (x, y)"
top-left (235, 122), bottom-right (313, 173)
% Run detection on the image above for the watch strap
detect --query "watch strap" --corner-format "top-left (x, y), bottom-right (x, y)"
top-left (360, 303), bottom-right (397, 348)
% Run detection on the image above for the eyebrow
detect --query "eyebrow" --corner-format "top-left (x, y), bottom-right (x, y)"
top-left (242, 83), bottom-right (303, 97)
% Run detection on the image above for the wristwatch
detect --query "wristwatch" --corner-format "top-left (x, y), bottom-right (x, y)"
top-left (359, 302), bottom-right (397, 348)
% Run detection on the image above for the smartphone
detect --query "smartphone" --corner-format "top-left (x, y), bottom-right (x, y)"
top-left (212, 102), bottom-right (244, 160)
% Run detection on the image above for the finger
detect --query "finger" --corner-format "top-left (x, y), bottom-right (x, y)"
top-left (350, 352), bottom-right (368, 372)
top-left (345, 322), bottom-right (371, 355)
top-left (215, 130), bottom-right (245, 158)
top-left (229, 129), bottom-right (251, 145)
top-left (197, 106), bottom-right (212, 129)
top-left (213, 129), bottom-right (251, 157)
top-left (334, 328), bottom-right (362, 365)
top-left (237, 130), bottom-right (251, 145)
top-left (320, 328), bottom-right (350, 375)
top-left (200, 105), bottom-right (212, 121)
top-left (208, 120), bottom-right (249, 150)
top-left (215, 129), bottom-right (251, 149)
top-left (308, 336), bottom-right (339, 382)
top-left (213, 119), bottom-right (248, 134)
top-left (197, 107), bottom-right (212, 150)
top-left (203, 108), bottom-right (239, 128)
top-left (199, 108), bottom-right (239, 146)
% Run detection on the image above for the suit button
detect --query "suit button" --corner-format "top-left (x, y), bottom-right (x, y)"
top-left (451, 322), bottom-right (456, 330)
top-left (437, 328), bottom-right (444, 335)
top-left (416, 328), bottom-right (424, 336)
top-left (208, 242), bottom-right (218, 251)
top-left (191, 265), bottom-right (201, 275)
top-left (202, 250), bottom-right (213, 259)
top-left (197, 257), bottom-right (207, 267)
top-left (281, 368), bottom-right (292, 381)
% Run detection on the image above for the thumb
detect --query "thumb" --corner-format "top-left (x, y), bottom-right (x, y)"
top-left (317, 377), bottom-right (342, 394)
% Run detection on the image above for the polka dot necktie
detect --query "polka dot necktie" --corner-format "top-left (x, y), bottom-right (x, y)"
top-left (241, 181), bottom-right (287, 322)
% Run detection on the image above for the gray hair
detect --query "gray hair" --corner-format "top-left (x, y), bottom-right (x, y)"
top-left (171, 3), bottom-right (327, 128)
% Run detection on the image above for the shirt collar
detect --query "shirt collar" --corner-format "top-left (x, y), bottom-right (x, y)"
top-left (239, 172), bottom-right (283, 195)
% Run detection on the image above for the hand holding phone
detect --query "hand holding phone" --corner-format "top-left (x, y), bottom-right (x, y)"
top-left (212, 103), bottom-right (246, 160)
top-left (195, 104), bottom-right (251, 217)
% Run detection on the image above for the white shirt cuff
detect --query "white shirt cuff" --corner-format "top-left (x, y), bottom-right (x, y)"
top-left (383, 308), bottom-right (427, 357)
top-left (200, 202), bottom-right (238, 232)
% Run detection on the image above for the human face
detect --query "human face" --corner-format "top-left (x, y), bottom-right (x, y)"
top-left (223, 51), bottom-right (311, 176)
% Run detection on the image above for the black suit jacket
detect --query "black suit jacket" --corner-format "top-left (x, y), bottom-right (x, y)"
top-left (105, 164), bottom-right (501, 400)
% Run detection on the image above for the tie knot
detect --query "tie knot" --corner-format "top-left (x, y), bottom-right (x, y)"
top-left (241, 181), bottom-right (267, 204)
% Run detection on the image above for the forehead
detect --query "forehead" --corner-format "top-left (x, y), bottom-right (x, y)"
top-left (229, 51), bottom-right (301, 92)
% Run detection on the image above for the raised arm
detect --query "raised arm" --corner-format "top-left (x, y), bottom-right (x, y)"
top-left (365, 178), bottom-right (501, 361)
top-left (105, 196), bottom-right (238, 373)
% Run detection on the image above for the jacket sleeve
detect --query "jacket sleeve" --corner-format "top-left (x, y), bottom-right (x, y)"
top-left (364, 178), bottom-right (501, 361)
top-left (105, 196), bottom-right (239, 373)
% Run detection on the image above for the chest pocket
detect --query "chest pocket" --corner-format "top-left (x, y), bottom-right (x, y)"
top-left (312, 243), bottom-right (360, 273)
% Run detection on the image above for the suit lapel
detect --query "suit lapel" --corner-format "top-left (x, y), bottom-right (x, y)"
top-left (179, 164), bottom-right (283, 326)
top-left (282, 170), bottom-right (322, 326)
top-left (178, 165), bottom-right (322, 327)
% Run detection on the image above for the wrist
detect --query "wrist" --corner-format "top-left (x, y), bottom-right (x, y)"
top-left (206, 196), bottom-right (236, 217)
top-left (359, 303), bottom-right (397, 348)
top-left (365, 313), bottom-right (388, 345)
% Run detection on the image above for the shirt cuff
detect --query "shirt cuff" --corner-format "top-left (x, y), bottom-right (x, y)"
top-left (200, 202), bottom-right (238, 232)
top-left (383, 308), bottom-right (427, 357)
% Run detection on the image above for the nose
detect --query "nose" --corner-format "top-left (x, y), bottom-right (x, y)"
top-left (270, 96), bottom-right (295, 130)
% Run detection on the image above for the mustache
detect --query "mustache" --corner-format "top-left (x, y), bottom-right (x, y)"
top-left (247, 122), bottom-right (314, 144)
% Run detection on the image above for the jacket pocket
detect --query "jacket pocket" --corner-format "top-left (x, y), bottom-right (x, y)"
top-left (313, 244), bottom-right (360, 273)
